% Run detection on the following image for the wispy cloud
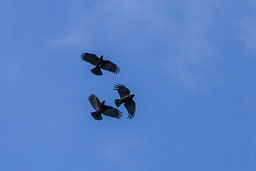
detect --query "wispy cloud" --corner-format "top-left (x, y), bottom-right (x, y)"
top-left (104, 135), bottom-right (142, 162)
top-left (48, 28), bottom-right (90, 48)
top-left (238, 0), bottom-right (256, 56)
top-left (47, 0), bottom-right (220, 89)
top-left (158, 1), bottom-right (217, 90)
top-left (47, 0), bottom-right (166, 48)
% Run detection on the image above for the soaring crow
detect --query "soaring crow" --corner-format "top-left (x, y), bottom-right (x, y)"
top-left (81, 53), bottom-right (120, 76)
top-left (113, 84), bottom-right (136, 119)
top-left (88, 94), bottom-right (122, 120)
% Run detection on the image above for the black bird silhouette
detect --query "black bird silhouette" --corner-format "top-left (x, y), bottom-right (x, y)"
top-left (113, 84), bottom-right (136, 119)
top-left (81, 53), bottom-right (120, 76)
top-left (88, 94), bottom-right (122, 120)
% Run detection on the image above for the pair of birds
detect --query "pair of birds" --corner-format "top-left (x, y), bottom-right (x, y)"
top-left (81, 53), bottom-right (136, 120)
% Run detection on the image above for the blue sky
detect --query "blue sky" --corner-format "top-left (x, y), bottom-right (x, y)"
top-left (1, 0), bottom-right (256, 170)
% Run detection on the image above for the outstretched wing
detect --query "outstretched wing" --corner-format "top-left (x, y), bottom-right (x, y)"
top-left (101, 60), bottom-right (120, 74)
top-left (113, 84), bottom-right (130, 98)
top-left (124, 100), bottom-right (136, 119)
top-left (81, 53), bottom-right (99, 66)
top-left (88, 94), bottom-right (100, 110)
top-left (102, 105), bottom-right (122, 119)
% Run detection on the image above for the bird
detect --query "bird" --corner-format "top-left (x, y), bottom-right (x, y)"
top-left (113, 84), bottom-right (136, 119)
top-left (88, 94), bottom-right (122, 120)
top-left (81, 52), bottom-right (120, 76)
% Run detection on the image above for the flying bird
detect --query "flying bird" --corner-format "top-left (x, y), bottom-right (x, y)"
top-left (113, 84), bottom-right (136, 119)
top-left (81, 53), bottom-right (120, 76)
top-left (88, 94), bottom-right (122, 120)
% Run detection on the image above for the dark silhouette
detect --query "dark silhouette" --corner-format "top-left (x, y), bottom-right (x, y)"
top-left (113, 84), bottom-right (136, 119)
top-left (81, 53), bottom-right (120, 76)
top-left (88, 94), bottom-right (122, 120)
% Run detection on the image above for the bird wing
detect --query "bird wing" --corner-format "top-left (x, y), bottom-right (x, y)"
top-left (101, 60), bottom-right (120, 74)
top-left (81, 53), bottom-right (99, 66)
top-left (88, 94), bottom-right (100, 110)
top-left (102, 105), bottom-right (123, 119)
top-left (113, 84), bottom-right (130, 98)
top-left (124, 100), bottom-right (136, 119)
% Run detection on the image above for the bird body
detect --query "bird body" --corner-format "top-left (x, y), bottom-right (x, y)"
top-left (81, 53), bottom-right (120, 76)
top-left (115, 94), bottom-right (135, 107)
top-left (88, 94), bottom-right (122, 120)
top-left (96, 100), bottom-right (106, 112)
top-left (113, 84), bottom-right (136, 119)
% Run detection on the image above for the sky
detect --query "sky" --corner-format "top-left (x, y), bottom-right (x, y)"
top-left (0, 0), bottom-right (256, 170)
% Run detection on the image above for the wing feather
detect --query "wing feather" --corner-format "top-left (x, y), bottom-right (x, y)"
top-left (102, 105), bottom-right (122, 119)
top-left (113, 84), bottom-right (130, 98)
top-left (124, 100), bottom-right (136, 119)
top-left (88, 94), bottom-right (100, 110)
top-left (81, 53), bottom-right (99, 66)
top-left (101, 60), bottom-right (120, 74)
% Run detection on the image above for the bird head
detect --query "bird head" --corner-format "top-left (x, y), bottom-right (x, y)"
top-left (131, 94), bottom-right (135, 98)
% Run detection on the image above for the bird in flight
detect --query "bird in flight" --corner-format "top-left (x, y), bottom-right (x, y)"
top-left (81, 52), bottom-right (120, 76)
top-left (113, 84), bottom-right (136, 119)
top-left (88, 94), bottom-right (122, 120)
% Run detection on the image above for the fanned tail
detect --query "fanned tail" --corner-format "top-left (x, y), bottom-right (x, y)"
top-left (91, 111), bottom-right (102, 120)
top-left (91, 66), bottom-right (102, 76)
top-left (115, 99), bottom-right (122, 107)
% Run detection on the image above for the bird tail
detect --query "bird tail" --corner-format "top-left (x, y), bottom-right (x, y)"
top-left (115, 99), bottom-right (122, 107)
top-left (91, 66), bottom-right (102, 76)
top-left (91, 111), bottom-right (102, 120)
